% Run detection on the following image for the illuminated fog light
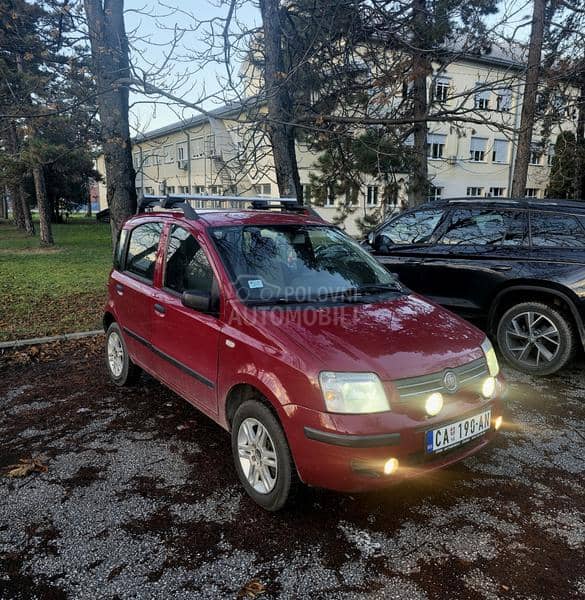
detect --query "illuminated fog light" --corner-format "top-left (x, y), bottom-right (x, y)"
top-left (383, 458), bottom-right (399, 475)
top-left (482, 376), bottom-right (497, 399)
top-left (425, 392), bottom-right (444, 416)
top-left (494, 415), bottom-right (503, 431)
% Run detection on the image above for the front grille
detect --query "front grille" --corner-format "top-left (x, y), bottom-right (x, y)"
top-left (393, 357), bottom-right (488, 403)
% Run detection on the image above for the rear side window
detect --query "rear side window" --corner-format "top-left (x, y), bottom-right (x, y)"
top-left (378, 209), bottom-right (444, 245)
top-left (114, 229), bottom-right (128, 270)
top-left (530, 212), bottom-right (585, 248)
top-left (125, 222), bottom-right (163, 281)
top-left (439, 208), bottom-right (527, 246)
top-left (164, 226), bottom-right (214, 294)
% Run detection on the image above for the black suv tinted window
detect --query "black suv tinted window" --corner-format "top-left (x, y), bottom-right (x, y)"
top-left (164, 226), bottom-right (213, 294)
top-left (530, 212), bottom-right (585, 248)
top-left (125, 222), bottom-right (163, 281)
top-left (378, 209), bottom-right (444, 245)
top-left (439, 208), bottom-right (527, 246)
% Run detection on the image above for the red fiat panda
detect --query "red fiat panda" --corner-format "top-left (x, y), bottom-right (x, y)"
top-left (104, 196), bottom-right (504, 511)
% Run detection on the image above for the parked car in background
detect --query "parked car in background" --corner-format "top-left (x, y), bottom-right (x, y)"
top-left (365, 197), bottom-right (585, 376)
top-left (103, 195), bottom-right (504, 510)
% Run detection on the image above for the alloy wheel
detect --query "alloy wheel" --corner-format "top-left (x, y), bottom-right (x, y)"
top-left (237, 417), bottom-right (278, 494)
top-left (107, 331), bottom-right (125, 378)
top-left (504, 311), bottom-right (561, 367)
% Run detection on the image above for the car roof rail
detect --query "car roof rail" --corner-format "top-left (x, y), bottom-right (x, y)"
top-left (137, 194), bottom-right (321, 220)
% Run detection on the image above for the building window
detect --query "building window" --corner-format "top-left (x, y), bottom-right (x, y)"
top-left (489, 187), bottom-right (506, 197)
top-left (145, 187), bottom-right (154, 195)
top-left (176, 145), bottom-right (186, 161)
top-left (428, 186), bottom-right (443, 201)
top-left (470, 137), bottom-right (487, 162)
top-left (133, 153), bottom-right (140, 168)
top-left (474, 87), bottom-right (490, 110)
top-left (325, 185), bottom-right (336, 206)
top-left (179, 186), bottom-right (189, 194)
top-left (366, 185), bottom-right (379, 206)
top-left (164, 145), bottom-right (174, 163)
top-left (525, 188), bottom-right (539, 198)
top-left (434, 77), bottom-right (450, 102)
top-left (427, 134), bottom-right (446, 159)
top-left (302, 184), bottom-right (311, 204)
top-left (467, 187), bottom-right (484, 197)
top-left (495, 89), bottom-right (512, 112)
top-left (167, 186), bottom-right (176, 194)
top-left (209, 185), bottom-right (222, 196)
top-left (529, 145), bottom-right (543, 166)
top-left (192, 137), bottom-right (205, 158)
top-left (193, 186), bottom-right (206, 195)
top-left (253, 183), bottom-right (272, 197)
top-left (492, 139), bottom-right (509, 163)
top-left (547, 145), bottom-right (555, 166)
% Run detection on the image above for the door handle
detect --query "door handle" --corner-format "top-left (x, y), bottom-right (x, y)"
top-left (154, 303), bottom-right (166, 315)
top-left (115, 283), bottom-right (124, 294)
top-left (492, 265), bottom-right (512, 272)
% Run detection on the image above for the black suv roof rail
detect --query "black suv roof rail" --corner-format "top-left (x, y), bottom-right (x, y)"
top-left (137, 194), bottom-right (317, 220)
top-left (428, 196), bottom-right (585, 210)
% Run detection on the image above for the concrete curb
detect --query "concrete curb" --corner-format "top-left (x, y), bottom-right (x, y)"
top-left (0, 330), bottom-right (103, 350)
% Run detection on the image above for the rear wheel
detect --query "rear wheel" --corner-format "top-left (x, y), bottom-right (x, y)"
top-left (231, 400), bottom-right (297, 511)
top-left (105, 322), bottom-right (142, 386)
top-left (496, 301), bottom-right (575, 376)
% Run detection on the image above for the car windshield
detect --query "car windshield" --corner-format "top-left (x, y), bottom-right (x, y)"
top-left (210, 224), bottom-right (402, 304)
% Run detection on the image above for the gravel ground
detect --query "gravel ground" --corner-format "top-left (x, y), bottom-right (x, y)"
top-left (0, 338), bottom-right (584, 599)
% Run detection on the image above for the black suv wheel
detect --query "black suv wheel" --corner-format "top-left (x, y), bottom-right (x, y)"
top-left (496, 301), bottom-right (576, 376)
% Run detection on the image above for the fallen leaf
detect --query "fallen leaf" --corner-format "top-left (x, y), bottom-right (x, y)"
top-left (5, 457), bottom-right (48, 478)
top-left (237, 579), bottom-right (266, 599)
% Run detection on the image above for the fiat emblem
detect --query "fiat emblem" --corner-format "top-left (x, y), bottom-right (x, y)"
top-left (443, 371), bottom-right (458, 393)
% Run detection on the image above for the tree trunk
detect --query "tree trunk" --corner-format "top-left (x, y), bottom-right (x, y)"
top-left (9, 184), bottom-right (24, 229)
top-left (259, 0), bottom-right (303, 203)
top-left (32, 165), bottom-right (54, 245)
top-left (84, 0), bottom-right (137, 244)
top-left (409, 0), bottom-right (429, 207)
top-left (511, 0), bottom-right (546, 197)
top-left (18, 183), bottom-right (35, 235)
top-left (576, 78), bottom-right (585, 200)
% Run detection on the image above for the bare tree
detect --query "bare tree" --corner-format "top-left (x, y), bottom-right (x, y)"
top-left (511, 0), bottom-right (547, 196)
top-left (84, 0), bottom-right (137, 243)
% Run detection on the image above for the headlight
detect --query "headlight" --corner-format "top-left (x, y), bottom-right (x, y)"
top-left (319, 372), bottom-right (390, 414)
top-left (425, 392), bottom-right (444, 416)
top-left (481, 337), bottom-right (500, 377)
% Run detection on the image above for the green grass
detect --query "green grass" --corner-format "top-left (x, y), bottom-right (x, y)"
top-left (0, 219), bottom-right (112, 342)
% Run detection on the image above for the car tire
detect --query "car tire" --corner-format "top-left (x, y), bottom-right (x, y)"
top-left (496, 301), bottom-right (576, 376)
top-left (231, 399), bottom-right (298, 511)
top-left (105, 322), bottom-right (142, 386)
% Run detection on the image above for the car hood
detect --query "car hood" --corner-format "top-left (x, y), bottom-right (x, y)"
top-left (251, 294), bottom-right (485, 381)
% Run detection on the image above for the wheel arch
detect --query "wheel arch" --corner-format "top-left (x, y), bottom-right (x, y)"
top-left (224, 382), bottom-right (285, 432)
top-left (488, 284), bottom-right (585, 348)
top-left (103, 311), bottom-right (115, 332)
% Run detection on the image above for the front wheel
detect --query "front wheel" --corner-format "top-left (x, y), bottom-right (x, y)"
top-left (496, 301), bottom-right (576, 376)
top-left (231, 400), bottom-right (297, 511)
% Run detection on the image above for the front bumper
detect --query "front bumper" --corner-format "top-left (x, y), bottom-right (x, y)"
top-left (282, 398), bottom-right (503, 493)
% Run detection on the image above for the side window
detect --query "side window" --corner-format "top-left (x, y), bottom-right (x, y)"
top-left (438, 209), bottom-right (527, 246)
top-left (531, 212), bottom-right (585, 248)
top-left (164, 226), bottom-right (214, 294)
top-left (125, 222), bottom-right (163, 281)
top-left (378, 209), bottom-right (444, 246)
top-left (114, 228), bottom-right (128, 270)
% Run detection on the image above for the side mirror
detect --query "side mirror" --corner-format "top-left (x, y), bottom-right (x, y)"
top-left (181, 290), bottom-right (212, 313)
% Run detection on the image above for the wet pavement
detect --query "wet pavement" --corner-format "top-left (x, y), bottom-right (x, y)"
top-left (0, 338), bottom-right (584, 599)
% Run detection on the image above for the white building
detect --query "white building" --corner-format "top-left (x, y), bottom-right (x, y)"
top-left (96, 47), bottom-right (579, 235)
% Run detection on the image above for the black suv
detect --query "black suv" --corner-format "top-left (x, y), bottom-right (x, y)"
top-left (365, 198), bottom-right (585, 376)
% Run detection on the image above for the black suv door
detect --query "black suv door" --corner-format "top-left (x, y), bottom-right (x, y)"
top-left (418, 206), bottom-right (530, 316)
top-left (370, 207), bottom-right (446, 292)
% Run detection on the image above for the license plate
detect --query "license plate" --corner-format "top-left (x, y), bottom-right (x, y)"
top-left (426, 410), bottom-right (491, 453)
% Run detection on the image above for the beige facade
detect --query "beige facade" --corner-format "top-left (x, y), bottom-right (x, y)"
top-left (96, 52), bottom-right (578, 235)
